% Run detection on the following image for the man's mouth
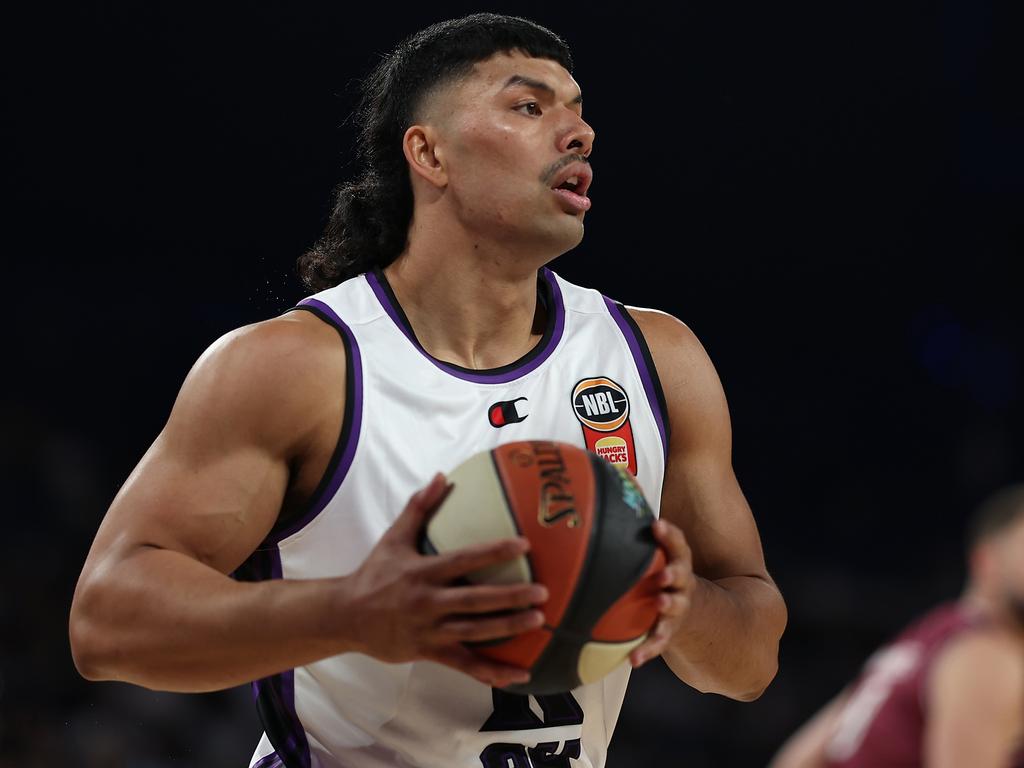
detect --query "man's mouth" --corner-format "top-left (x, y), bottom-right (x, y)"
top-left (556, 176), bottom-right (582, 193)
top-left (551, 185), bottom-right (592, 213)
top-left (549, 162), bottom-right (593, 213)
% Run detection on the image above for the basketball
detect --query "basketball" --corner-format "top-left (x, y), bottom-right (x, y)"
top-left (421, 439), bottom-right (665, 694)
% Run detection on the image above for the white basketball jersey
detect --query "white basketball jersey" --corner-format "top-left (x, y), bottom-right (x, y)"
top-left (242, 267), bottom-right (670, 768)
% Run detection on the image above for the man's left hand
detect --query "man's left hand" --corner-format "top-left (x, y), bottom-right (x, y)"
top-left (629, 518), bottom-right (696, 668)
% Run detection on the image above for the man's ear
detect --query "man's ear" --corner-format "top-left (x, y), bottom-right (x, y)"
top-left (403, 124), bottom-right (448, 189)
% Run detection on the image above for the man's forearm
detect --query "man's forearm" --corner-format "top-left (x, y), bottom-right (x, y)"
top-left (69, 546), bottom-right (353, 693)
top-left (662, 574), bottom-right (786, 701)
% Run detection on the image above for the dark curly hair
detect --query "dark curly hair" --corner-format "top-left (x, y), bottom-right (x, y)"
top-left (297, 13), bottom-right (573, 291)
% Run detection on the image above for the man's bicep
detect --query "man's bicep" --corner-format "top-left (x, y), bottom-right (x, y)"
top-left (98, 427), bottom-right (289, 574)
top-left (629, 307), bottom-right (768, 579)
top-left (662, 452), bottom-right (767, 578)
top-left (85, 318), bottom-right (335, 578)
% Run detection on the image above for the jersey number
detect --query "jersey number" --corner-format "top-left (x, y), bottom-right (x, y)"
top-left (479, 689), bottom-right (584, 768)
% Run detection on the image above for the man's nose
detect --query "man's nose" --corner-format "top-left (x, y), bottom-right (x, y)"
top-left (559, 115), bottom-right (595, 157)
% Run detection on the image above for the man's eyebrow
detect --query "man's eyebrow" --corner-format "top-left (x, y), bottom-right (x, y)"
top-left (502, 74), bottom-right (583, 105)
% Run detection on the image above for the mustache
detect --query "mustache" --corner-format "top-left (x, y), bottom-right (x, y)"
top-left (540, 153), bottom-right (590, 185)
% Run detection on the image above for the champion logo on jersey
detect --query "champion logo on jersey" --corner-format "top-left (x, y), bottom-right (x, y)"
top-left (572, 377), bottom-right (638, 474)
top-left (489, 397), bottom-right (529, 428)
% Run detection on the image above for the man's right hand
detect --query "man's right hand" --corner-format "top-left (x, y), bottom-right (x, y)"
top-left (341, 473), bottom-right (548, 689)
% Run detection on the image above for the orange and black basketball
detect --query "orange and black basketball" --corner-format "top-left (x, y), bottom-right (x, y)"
top-left (421, 439), bottom-right (665, 694)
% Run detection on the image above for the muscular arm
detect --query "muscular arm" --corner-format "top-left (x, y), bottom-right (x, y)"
top-left (628, 308), bottom-right (787, 700)
top-left (923, 630), bottom-right (1024, 768)
top-left (69, 313), bottom-right (354, 691)
top-left (70, 312), bottom-right (543, 693)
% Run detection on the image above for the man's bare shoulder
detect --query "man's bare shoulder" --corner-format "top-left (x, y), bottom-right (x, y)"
top-left (929, 624), bottom-right (1024, 715)
top-left (935, 625), bottom-right (1024, 681)
top-left (206, 310), bottom-right (345, 374)
top-left (623, 306), bottom-right (698, 348)
top-left (622, 306), bottom-right (728, 438)
top-left (925, 624), bottom-right (1024, 762)
top-left (168, 310), bottom-right (347, 455)
top-left (622, 306), bottom-right (712, 381)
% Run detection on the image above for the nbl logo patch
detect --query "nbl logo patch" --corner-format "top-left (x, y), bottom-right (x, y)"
top-left (571, 377), bottom-right (638, 475)
top-left (572, 378), bottom-right (629, 430)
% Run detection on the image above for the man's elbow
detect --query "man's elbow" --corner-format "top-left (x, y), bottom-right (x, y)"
top-left (68, 585), bottom-right (117, 682)
top-left (725, 598), bottom-right (787, 701)
top-left (666, 651), bottom-right (780, 702)
top-left (733, 657), bottom-right (779, 701)
top-left (750, 583), bottom-right (787, 685)
top-left (698, 653), bottom-right (778, 702)
top-left (69, 614), bottom-right (102, 681)
top-left (742, 594), bottom-right (787, 700)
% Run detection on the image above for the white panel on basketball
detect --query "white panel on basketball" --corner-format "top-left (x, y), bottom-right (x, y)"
top-left (425, 451), bottom-right (531, 585)
top-left (576, 636), bottom-right (648, 685)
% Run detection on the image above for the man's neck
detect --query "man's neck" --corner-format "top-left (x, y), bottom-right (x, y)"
top-left (961, 590), bottom-right (1024, 642)
top-left (383, 236), bottom-right (552, 371)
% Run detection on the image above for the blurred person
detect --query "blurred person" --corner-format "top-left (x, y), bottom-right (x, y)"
top-left (770, 485), bottom-right (1024, 768)
top-left (68, 13), bottom-right (786, 768)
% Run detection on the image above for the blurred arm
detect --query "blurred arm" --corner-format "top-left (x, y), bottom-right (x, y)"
top-left (768, 690), bottom-right (849, 768)
top-left (923, 630), bottom-right (1024, 768)
top-left (628, 308), bottom-right (787, 701)
top-left (69, 312), bottom-right (355, 692)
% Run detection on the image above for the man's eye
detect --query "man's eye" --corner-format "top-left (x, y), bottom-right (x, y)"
top-left (516, 102), bottom-right (542, 116)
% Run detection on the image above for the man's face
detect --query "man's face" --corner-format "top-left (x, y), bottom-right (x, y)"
top-left (424, 51), bottom-right (595, 259)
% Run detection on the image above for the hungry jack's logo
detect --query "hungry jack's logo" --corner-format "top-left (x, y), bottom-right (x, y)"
top-left (572, 377), bottom-right (638, 475)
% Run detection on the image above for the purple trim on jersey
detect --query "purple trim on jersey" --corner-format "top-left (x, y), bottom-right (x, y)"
top-left (604, 297), bottom-right (670, 461)
top-left (270, 298), bottom-right (364, 544)
top-left (365, 268), bottom-right (566, 384)
top-left (365, 269), bottom-right (416, 346)
top-left (253, 753), bottom-right (284, 768)
top-left (249, 548), bottom-right (311, 768)
top-left (280, 670), bottom-right (306, 765)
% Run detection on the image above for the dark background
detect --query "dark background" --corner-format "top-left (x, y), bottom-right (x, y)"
top-left (3, 1), bottom-right (1021, 765)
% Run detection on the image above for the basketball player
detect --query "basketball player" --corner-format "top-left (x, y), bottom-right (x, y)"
top-left (69, 14), bottom-right (787, 768)
top-left (769, 485), bottom-right (1024, 768)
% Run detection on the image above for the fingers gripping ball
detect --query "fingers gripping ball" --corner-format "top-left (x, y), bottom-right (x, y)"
top-left (421, 440), bottom-right (665, 694)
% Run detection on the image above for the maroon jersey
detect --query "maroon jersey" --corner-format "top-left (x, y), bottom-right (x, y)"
top-left (823, 602), bottom-right (1024, 768)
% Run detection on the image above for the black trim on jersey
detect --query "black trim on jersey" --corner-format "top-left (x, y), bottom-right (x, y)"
top-left (617, 303), bottom-right (672, 448)
top-left (234, 549), bottom-right (309, 768)
top-left (267, 304), bottom-right (355, 541)
top-left (372, 267), bottom-right (557, 376)
top-left (256, 683), bottom-right (306, 768)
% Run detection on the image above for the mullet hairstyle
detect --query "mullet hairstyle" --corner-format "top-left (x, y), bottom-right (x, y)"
top-left (298, 13), bottom-right (573, 291)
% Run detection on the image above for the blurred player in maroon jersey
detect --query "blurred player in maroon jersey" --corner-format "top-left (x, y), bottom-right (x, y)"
top-left (770, 485), bottom-right (1024, 768)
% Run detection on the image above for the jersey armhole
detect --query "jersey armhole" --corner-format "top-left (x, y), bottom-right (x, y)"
top-left (603, 299), bottom-right (672, 460)
top-left (263, 301), bottom-right (364, 544)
